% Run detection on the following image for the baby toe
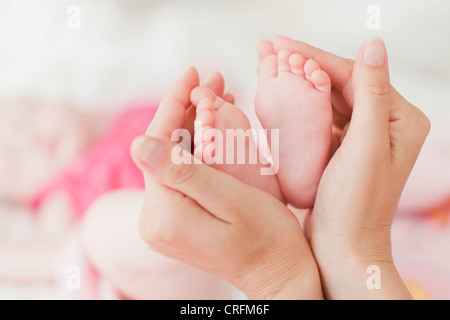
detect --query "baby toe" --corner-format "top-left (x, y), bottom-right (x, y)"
top-left (277, 50), bottom-right (292, 73)
top-left (310, 70), bottom-right (331, 93)
top-left (289, 53), bottom-right (306, 76)
top-left (304, 59), bottom-right (321, 81)
top-left (190, 86), bottom-right (218, 107)
top-left (258, 54), bottom-right (278, 79)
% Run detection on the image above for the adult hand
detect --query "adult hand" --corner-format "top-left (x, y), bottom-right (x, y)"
top-left (132, 67), bottom-right (322, 299)
top-left (267, 36), bottom-right (430, 299)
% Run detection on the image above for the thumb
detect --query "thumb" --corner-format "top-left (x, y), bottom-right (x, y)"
top-left (130, 135), bottom-right (257, 222)
top-left (131, 135), bottom-right (203, 192)
top-left (348, 38), bottom-right (391, 145)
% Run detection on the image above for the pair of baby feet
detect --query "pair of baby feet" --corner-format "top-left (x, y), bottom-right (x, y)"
top-left (190, 48), bottom-right (333, 208)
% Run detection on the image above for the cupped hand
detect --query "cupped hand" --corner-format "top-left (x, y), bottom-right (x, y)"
top-left (268, 36), bottom-right (430, 299)
top-left (132, 67), bottom-right (322, 299)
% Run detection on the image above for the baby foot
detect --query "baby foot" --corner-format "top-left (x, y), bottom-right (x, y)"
top-left (190, 86), bottom-right (284, 203)
top-left (256, 50), bottom-right (332, 208)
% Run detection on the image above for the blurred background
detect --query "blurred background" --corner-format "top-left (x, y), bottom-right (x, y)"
top-left (0, 0), bottom-right (449, 299)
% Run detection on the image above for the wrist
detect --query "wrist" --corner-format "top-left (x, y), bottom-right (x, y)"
top-left (269, 259), bottom-right (324, 300)
top-left (316, 255), bottom-right (412, 300)
top-left (309, 229), bottom-right (411, 299)
top-left (241, 249), bottom-right (323, 300)
top-left (310, 224), bottom-right (394, 276)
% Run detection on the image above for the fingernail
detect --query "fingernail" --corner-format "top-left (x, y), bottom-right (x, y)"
top-left (139, 137), bottom-right (166, 168)
top-left (182, 65), bottom-right (196, 77)
top-left (363, 38), bottom-right (386, 67)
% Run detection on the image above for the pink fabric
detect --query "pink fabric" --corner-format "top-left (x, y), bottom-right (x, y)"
top-left (29, 105), bottom-right (157, 219)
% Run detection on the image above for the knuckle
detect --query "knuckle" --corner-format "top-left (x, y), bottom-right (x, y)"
top-left (405, 106), bottom-right (431, 143)
top-left (363, 78), bottom-right (391, 97)
top-left (167, 162), bottom-right (197, 186)
top-left (351, 138), bottom-right (390, 166)
top-left (142, 217), bottom-right (178, 247)
top-left (139, 220), bottom-right (163, 252)
top-left (418, 109), bottom-right (431, 137)
top-left (139, 206), bottom-right (179, 248)
top-left (139, 215), bottom-right (158, 246)
top-left (345, 58), bottom-right (355, 66)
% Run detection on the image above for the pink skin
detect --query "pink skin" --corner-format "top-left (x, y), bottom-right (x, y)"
top-left (190, 86), bottom-right (285, 204)
top-left (255, 49), bottom-right (332, 209)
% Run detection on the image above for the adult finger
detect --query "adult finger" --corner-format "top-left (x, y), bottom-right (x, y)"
top-left (388, 88), bottom-right (431, 169)
top-left (147, 67), bottom-right (199, 139)
top-left (331, 88), bottom-right (352, 129)
top-left (203, 71), bottom-right (235, 104)
top-left (347, 39), bottom-right (391, 146)
top-left (223, 93), bottom-right (235, 104)
top-left (203, 71), bottom-right (225, 97)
